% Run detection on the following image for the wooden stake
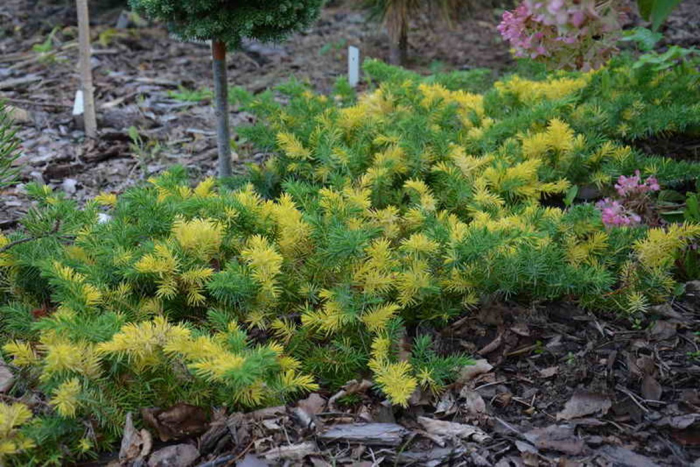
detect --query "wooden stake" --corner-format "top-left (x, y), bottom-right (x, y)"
top-left (76, 0), bottom-right (97, 138)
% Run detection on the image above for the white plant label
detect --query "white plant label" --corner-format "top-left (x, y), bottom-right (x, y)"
top-left (73, 89), bottom-right (84, 117)
top-left (348, 46), bottom-right (360, 88)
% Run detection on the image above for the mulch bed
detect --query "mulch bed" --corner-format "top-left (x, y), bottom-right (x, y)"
top-left (101, 286), bottom-right (700, 466)
top-left (2, 1), bottom-right (700, 466)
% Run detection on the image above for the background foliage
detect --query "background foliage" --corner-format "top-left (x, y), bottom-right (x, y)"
top-left (0, 105), bottom-right (20, 189)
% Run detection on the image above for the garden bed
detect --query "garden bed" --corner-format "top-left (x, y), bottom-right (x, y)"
top-left (1, 1), bottom-right (700, 466)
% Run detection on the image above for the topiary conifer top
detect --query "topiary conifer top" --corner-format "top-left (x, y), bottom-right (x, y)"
top-left (129, 0), bottom-right (324, 48)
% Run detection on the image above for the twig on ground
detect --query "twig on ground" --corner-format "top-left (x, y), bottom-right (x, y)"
top-left (2, 98), bottom-right (72, 110)
top-left (615, 385), bottom-right (650, 413)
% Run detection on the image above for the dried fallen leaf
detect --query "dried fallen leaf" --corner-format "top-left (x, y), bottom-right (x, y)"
top-left (648, 320), bottom-right (677, 341)
top-left (656, 414), bottom-right (700, 430)
top-left (435, 391), bottom-right (458, 416)
top-left (0, 357), bottom-right (14, 393)
top-left (459, 359), bottom-right (493, 383)
top-left (328, 379), bottom-right (373, 411)
top-left (396, 447), bottom-right (467, 465)
top-left (538, 366), bottom-right (558, 379)
top-left (295, 393), bottom-right (327, 430)
top-left (237, 454), bottom-right (270, 467)
top-left (459, 389), bottom-right (487, 417)
top-left (641, 375), bottom-right (663, 401)
top-left (298, 393), bottom-right (326, 417)
top-left (510, 323), bottom-right (530, 337)
top-left (597, 445), bottom-right (659, 467)
top-left (147, 443), bottom-right (199, 467)
top-left (478, 333), bottom-right (503, 355)
top-left (248, 405), bottom-right (286, 420)
top-left (5, 106), bottom-right (31, 123)
top-left (142, 403), bottom-right (209, 442)
top-left (557, 391), bottom-right (612, 421)
top-left (119, 412), bottom-right (153, 463)
top-left (418, 416), bottom-right (490, 443)
top-left (262, 441), bottom-right (318, 461)
top-left (524, 425), bottom-right (585, 455)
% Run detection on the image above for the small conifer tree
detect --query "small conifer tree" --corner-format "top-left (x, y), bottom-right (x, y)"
top-left (129, 0), bottom-right (323, 178)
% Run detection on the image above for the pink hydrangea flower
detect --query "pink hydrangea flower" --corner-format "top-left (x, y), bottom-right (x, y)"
top-left (596, 172), bottom-right (661, 228)
top-left (498, 0), bottom-right (629, 70)
top-left (614, 170), bottom-right (661, 197)
top-left (596, 198), bottom-right (642, 227)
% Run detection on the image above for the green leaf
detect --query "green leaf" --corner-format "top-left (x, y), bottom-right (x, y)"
top-left (564, 185), bottom-right (579, 207)
top-left (621, 27), bottom-right (663, 51)
top-left (685, 194), bottom-right (700, 221)
top-left (637, 0), bottom-right (683, 31)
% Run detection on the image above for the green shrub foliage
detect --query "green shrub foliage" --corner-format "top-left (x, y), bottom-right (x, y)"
top-left (1, 56), bottom-right (700, 464)
top-left (0, 105), bottom-right (20, 188)
top-left (128, 0), bottom-right (323, 48)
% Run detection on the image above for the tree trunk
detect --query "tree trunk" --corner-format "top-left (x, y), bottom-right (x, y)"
top-left (388, 20), bottom-right (408, 67)
top-left (211, 40), bottom-right (232, 179)
top-left (76, 0), bottom-right (97, 138)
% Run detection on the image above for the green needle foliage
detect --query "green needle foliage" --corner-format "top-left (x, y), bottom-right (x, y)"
top-left (128, 0), bottom-right (323, 50)
top-left (0, 105), bottom-right (20, 188)
top-left (1, 55), bottom-right (699, 464)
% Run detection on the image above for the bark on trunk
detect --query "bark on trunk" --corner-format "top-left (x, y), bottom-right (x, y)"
top-left (212, 40), bottom-right (232, 179)
top-left (389, 22), bottom-right (408, 67)
top-left (76, 0), bottom-right (97, 138)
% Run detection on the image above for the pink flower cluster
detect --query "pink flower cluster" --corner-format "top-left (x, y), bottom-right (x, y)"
top-left (614, 170), bottom-right (660, 197)
top-left (596, 198), bottom-right (641, 226)
top-left (596, 171), bottom-right (661, 227)
top-left (498, 0), bottom-right (628, 70)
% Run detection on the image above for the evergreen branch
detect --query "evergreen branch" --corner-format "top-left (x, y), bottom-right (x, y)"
top-left (0, 220), bottom-right (74, 254)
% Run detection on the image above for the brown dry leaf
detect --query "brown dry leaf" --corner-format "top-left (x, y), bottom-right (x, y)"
top-left (238, 454), bottom-right (270, 467)
top-left (459, 359), bottom-right (493, 383)
top-left (5, 105), bottom-right (31, 123)
top-left (556, 390), bottom-right (612, 421)
top-left (147, 444), bottom-right (199, 467)
top-left (328, 380), bottom-right (373, 411)
top-left (641, 375), bottom-right (663, 401)
top-left (523, 425), bottom-right (585, 455)
top-left (295, 393), bottom-right (326, 430)
top-left (597, 445), bottom-right (660, 467)
top-left (262, 441), bottom-right (318, 461)
top-left (494, 456), bottom-right (527, 467)
top-left (418, 416), bottom-right (490, 443)
top-left (435, 391), bottom-right (458, 416)
top-left (0, 356), bottom-right (14, 393)
top-left (248, 405), bottom-right (286, 420)
top-left (510, 323), bottom-right (530, 337)
top-left (396, 447), bottom-right (467, 465)
top-left (119, 412), bottom-right (153, 464)
top-left (649, 320), bottom-right (677, 340)
top-left (656, 414), bottom-right (700, 430)
top-left (142, 403), bottom-right (209, 442)
top-left (459, 388), bottom-right (487, 418)
top-left (298, 393), bottom-right (327, 417)
top-left (538, 366), bottom-right (558, 379)
top-left (478, 333), bottom-right (503, 355)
